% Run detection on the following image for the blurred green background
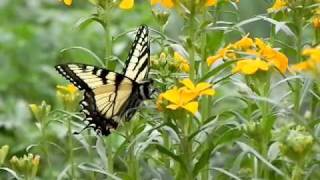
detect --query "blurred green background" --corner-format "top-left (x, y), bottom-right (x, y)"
top-left (0, 0), bottom-right (275, 168)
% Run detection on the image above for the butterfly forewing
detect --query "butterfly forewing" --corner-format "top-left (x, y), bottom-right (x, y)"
top-left (123, 25), bottom-right (150, 82)
top-left (55, 64), bottom-right (134, 122)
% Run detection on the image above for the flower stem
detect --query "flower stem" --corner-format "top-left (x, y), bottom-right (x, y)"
top-left (187, 1), bottom-right (196, 80)
top-left (67, 117), bottom-right (75, 179)
top-left (104, 0), bottom-right (113, 69)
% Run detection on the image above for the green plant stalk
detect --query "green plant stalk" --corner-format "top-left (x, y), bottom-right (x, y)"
top-left (87, 131), bottom-right (96, 180)
top-left (187, 1), bottom-right (196, 80)
top-left (104, 0), bottom-right (113, 69)
top-left (182, 127), bottom-right (193, 179)
top-left (293, 8), bottom-right (303, 113)
top-left (40, 119), bottom-right (51, 176)
top-left (200, 10), bottom-right (209, 180)
top-left (67, 117), bottom-right (75, 179)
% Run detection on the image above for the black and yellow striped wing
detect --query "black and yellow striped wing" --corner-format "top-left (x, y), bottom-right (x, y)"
top-left (122, 25), bottom-right (150, 82)
top-left (55, 64), bottom-right (135, 135)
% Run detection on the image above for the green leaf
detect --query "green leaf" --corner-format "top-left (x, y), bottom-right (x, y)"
top-left (210, 167), bottom-right (242, 180)
top-left (75, 15), bottom-right (104, 30)
top-left (96, 137), bottom-right (107, 168)
top-left (153, 144), bottom-right (187, 171)
top-left (237, 141), bottom-right (288, 178)
top-left (78, 163), bottom-right (122, 180)
top-left (0, 167), bottom-right (20, 180)
top-left (193, 148), bottom-right (211, 176)
top-left (60, 46), bottom-right (104, 67)
top-left (199, 60), bottom-right (236, 82)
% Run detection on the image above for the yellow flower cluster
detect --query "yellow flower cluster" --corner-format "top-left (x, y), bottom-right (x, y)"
top-left (10, 154), bottom-right (40, 179)
top-left (267, 0), bottom-right (287, 12)
top-left (291, 47), bottom-right (320, 73)
top-left (207, 36), bottom-right (288, 75)
top-left (56, 84), bottom-right (80, 111)
top-left (174, 52), bottom-right (190, 73)
top-left (157, 79), bottom-right (215, 115)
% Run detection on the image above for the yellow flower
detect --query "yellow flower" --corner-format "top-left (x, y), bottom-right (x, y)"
top-left (303, 48), bottom-right (320, 60)
top-left (119, 0), bottom-right (134, 9)
top-left (180, 78), bottom-right (215, 96)
top-left (59, 0), bottom-right (72, 6)
top-left (267, 0), bottom-right (287, 12)
top-left (162, 87), bottom-right (199, 115)
top-left (150, 0), bottom-right (174, 8)
top-left (291, 61), bottom-right (310, 72)
top-left (56, 84), bottom-right (80, 111)
top-left (205, 0), bottom-right (218, 7)
top-left (232, 59), bottom-right (269, 75)
top-left (255, 38), bottom-right (288, 73)
top-left (174, 52), bottom-right (190, 72)
top-left (312, 15), bottom-right (320, 29)
top-left (291, 47), bottom-right (320, 73)
top-left (232, 35), bottom-right (254, 50)
top-left (56, 84), bottom-right (78, 94)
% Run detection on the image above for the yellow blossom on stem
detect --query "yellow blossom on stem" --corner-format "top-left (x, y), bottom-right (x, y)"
top-left (232, 59), bottom-right (269, 75)
top-left (59, 0), bottom-right (72, 6)
top-left (119, 0), bottom-right (134, 9)
top-left (180, 78), bottom-right (215, 96)
top-left (267, 0), bottom-right (287, 12)
top-left (159, 79), bottom-right (215, 115)
top-left (174, 52), bottom-right (190, 72)
top-left (150, 0), bottom-right (174, 8)
top-left (162, 87), bottom-right (199, 115)
top-left (255, 38), bottom-right (288, 73)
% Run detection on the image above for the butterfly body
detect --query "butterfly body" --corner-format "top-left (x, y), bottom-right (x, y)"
top-left (55, 25), bottom-right (152, 135)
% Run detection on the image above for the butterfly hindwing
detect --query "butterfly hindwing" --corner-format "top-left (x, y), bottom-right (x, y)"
top-left (123, 25), bottom-right (150, 82)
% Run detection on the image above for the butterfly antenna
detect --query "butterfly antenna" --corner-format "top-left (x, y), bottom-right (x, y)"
top-left (73, 123), bottom-right (91, 135)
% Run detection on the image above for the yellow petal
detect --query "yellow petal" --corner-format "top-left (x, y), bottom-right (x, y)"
top-left (291, 61), bottom-right (310, 72)
top-left (195, 82), bottom-right (212, 92)
top-left (242, 62), bottom-right (258, 75)
top-left (207, 55), bottom-right (221, 66)
top-left (183, 101), bottom-right (198, 115)
top-left (174, 52), bottom-right (188, 63)
top-left (205, 0), bottom-right (217, 6)
top-left (180, 79), bottom-right (195, 90)
top-left (162, 87), bottom-right (180, 105)
top-left (119, 0), bottom-right (134, 9)
top-left (63, 0), bottom-right (72, 6)
top-left (150, 0), bottom-right (161, 5)
top-left (180, 88), bottom-right (198, 104)
top-left (199, 88), bottom-right (215, 96)
top-left (162, 0), bottom-right (174, 8)
top-left (180, 63), bottom-right (190, 72)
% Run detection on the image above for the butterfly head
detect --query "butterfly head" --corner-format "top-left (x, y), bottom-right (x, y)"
top-left (139, 80), bottom-right (156, 100)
